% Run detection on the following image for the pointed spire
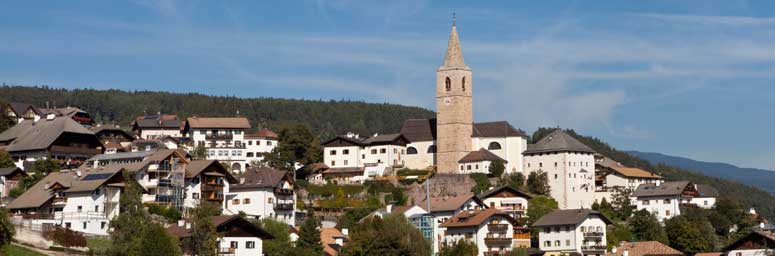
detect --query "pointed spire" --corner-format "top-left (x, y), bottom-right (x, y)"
top-left (442, 14), bottom-right (468, 69)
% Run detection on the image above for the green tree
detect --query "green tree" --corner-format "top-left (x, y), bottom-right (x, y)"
top-left (109, 171), bottom-right (148, 256)
top-left (606, 223), bottom-right (633, 250)
top-left (191, 145), bottom-right (207, 160)
top-left (262, 123), bottom-right (323, 173)
top-left (0, 208), bottom-right (14, 247)
top-left (488, 159), bottom-right (505, 178)
top-left (296, 217), bottom-right (323, 255)
top-left (138, 223), bottom-right (182, 256)
top-left (500, 172), bottom-right (525, 190)
top-left (190, 201), bottom-right (220, 256)
top-left (628, 210), bottom-right (667, 243)
top-left (664, 216), bottom-right (715, 254)
top-left (526, 170), bottom-right (550, 196)
top-left (592, 198), bottom-right (617, 221)
top-left (338, 208), bottom-right (375, 230)
top-left (255, 218), bottom-right (301, 256)
top-left (527, 196), bottom-right (558, 224)
top-left (0, 100), bottom-right (14, 134)
top-left (30, 158), bottom-right (60, 175)
top-left (0, 150), bottom-right (14, 168)
top-left (468, 173), bottom-right (491, 194)
top-left (340, 214), bottom-right (431, 256)
top-left (610, 188), bottom-right (635, 220)
top-left (439, 239), bottom-right (477, 256)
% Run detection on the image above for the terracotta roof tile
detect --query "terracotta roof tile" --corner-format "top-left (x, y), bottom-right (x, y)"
top-left (186, 117), bottom-right (250, 129)
top-left (607, 241), bottom-right (684, 256)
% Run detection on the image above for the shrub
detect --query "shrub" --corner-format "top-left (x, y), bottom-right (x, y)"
top-left (43, 227), bottom-right (87, 248)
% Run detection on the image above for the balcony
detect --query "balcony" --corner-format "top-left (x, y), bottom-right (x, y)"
top-left (217, 247), bottom-right (235, 255)
top-left (487, 224), bottom-right (509, 232)
top-left (484, 251), bottom-right (512, 256)
top-left (206, 134), bottom-right (233, 140)
top-left (581, 245), bottom-right (607, 251)
top-left (497, 205), bottom-right (526, 212)
top-left (584, 231), bottom-right (604, 238)
top-left (207, 192), bottom-right (224, 201)
top-left (275, 203), bottom-right (294, 211)
top-left (513, 232), bottom-right (531, 240)
top-left (49, 145), bottom-right (101, 155)
top-left (275, 188), bottom-right (294, 195)
top-left (484, 237), bottom-right (512, 245)
top-left (52, 197), bottom-right (67, 205)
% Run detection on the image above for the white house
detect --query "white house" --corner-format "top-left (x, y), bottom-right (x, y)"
top-left (167, 215), bottom-right (274, 256)
top-left (0, 167), bottom-right (27, 199)
top-left (691, 184), bottom-right (718, 209)
top-left (595, 156), bottom-right (663, 192)
top-left (182, 160), bottom-right (236, 212)
top-left (224, 166), bottom-right (296, 226)
top-left (631, 181), bottom-right (716, 222)
top-left (441, 208), bottom-right (518, 256)
top-left (322, 133), bottom-right (410, 171)
top-left (523, 129), bottom-right (597, 209)
top-left (184, 117), bottom-right (252, 173)
top-left (131, 114), bottom-right (182, 140)
top-left (534, 209), bottom-right (612, 256)
top-left (476, 186), bottom-right (532, 247)
top-left (7, 165), bottom-right (128, 236)
top-left (723, 230), bottom-right (775, 256)
top-left (458, 148), bottom-right (508, 174)
top-left (414, 193), bottom-right (486, 254)
top-left (243, 128), bottom-right (278, 166)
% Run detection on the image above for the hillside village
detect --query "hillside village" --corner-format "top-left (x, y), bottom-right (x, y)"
top-left (0, 23), bottom-right (773, 256)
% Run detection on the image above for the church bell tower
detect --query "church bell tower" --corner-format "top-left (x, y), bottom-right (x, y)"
top-left (436, 18), bottom-right (473, 174)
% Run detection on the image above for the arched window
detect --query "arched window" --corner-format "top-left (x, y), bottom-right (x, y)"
top-left (488, 142), bottom-right (502, 150)
top-left (445, 77), bottom-right (451, 91)
top-left (462, 77), bottom-right (466, 91)
top-left (427, 145), bottom-right (437, 153)
top-left (406, 147), bottom-right (418, 155)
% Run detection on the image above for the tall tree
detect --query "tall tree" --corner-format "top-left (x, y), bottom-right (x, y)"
top-left (340, 214), bottom-right (431, 256)
top-left (296, 217), bottom-right (323, 255)
top-left (527, 196), bottom-right (558, 224)
top-left (664, 215), bottom-right (715, 254)
top-left (262, 123), bottom-right (322, 173)
top-left (30, 158), bottom-right (60, 175)
top-left (255, 218), bottom-right (302, 256)
top-left (0, 150), bottom-right (14, 168)
top-left (468, 173), bottom-right (491, 194)
top-left (439, 240), bottom-right (477, 256)
top-left (138, 223), bottom-right (182, 256)
top-left (488, 159), bottom-right (505, 178)
top-left (190, 201), bottom-right (220, 256)
top-left (109, 171), bottom-right (148, 256)
top-left (526, 170), bottom-right (550, 196)
top-left (0, 99), bottom-right (14, 133)
top-left (499, 172), bottom-right (525, 190)
top-left (0, 208), bottom-right (14, 247)
top-left (610, 188), bottom-right (635, 220)
top-left (628, 210), bottom-right (668, 243)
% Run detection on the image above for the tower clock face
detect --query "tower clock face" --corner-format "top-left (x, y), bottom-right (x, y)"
top-left (443, 98), bottom-right (451, 106)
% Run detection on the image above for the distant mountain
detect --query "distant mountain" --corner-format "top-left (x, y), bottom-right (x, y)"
top-left (628, 151), bottom-right (775, 194)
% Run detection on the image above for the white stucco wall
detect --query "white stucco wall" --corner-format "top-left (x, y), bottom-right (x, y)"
top-left (218, 236), bottom-right (263, 256)
top-left (524, 152), bottom-right (595, 209)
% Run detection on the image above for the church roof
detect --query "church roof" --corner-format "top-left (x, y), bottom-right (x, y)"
top-left (440, 24), bottom-right (469, 70)
top-left (472, 121), bottom-right (527, 138)
top-left (523, 129), bottom-right (595, 155)
top-left (400, 119), bottom-right (437, 142)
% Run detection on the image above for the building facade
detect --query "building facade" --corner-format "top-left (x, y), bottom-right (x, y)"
top-left (534, 209), bottom-right (611, 256)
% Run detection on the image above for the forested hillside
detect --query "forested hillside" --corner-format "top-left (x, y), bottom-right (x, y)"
top-left (0, 85), bottom-right (434, 140)
top-left (629, 151), bottom-right (775, 194)
top-left (532, 128), bottom-right (775, 220)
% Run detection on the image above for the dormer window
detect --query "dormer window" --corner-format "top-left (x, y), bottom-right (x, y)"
top-left (445, 77), bottom-right (451, 91)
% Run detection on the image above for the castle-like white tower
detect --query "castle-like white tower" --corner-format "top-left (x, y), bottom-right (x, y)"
top-left (436, 21), bottom-right (473, 173)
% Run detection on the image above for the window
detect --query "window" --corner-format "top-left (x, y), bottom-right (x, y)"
top-left (380, 148), bottom-right (386, 154)
top-left (246, 241), bottom-right (255, 249)
top-left (554, 174), bottom-right (558, 179)
top-left (193, 193), bottom-right (200, 199)
top-left (460, 165), bottom-right (464, 171)
top-left (554, 162), bottom-right (558, 168)
top-left (247, 152), bottom-right (254, 157)
top-left (233, 199), bottom-right (240, 205)
top-left (545, 241), bottom-right (551, 247)
top-left (101, 222), bottom-right (106, 229)
top-left (268, 198), bottom-right (274, 204)
top-left (343, 149), bottom-right (349, 155)
top-left (704, 200), bottom-right (708, 205)
top-left (467, 165), bottom-right (471, 170)
top-left (643, 200), bottom-right (650, 205)
top-left (267, 141), bottom-right (272, 146)
top-left (407, 147), bottom-right (418, 154)
top-left (77, 206), bottom-right (82, 212)
top-left (371, 149), bottom-right (377, 154)
top-left (243, 198), bottom-right (251, 204)
top-left (330, 150), bottom-right (337, 155)
top-left (539, 162), bottom-right (543, 168)
top-left (343, 160), bottom-right (348, 165)
top-left (566, 240), bottom-right (570, 246)
top-left (65, 223), bottom-right (71, 228)
top-left (462, 77), bottom-right (466, 91)
top-left (445, 77), bottom-right (451, 91)
top-left (666, 210), bottom-right (671, 216)
top-left (488, 142), bottom-right (501, 150)
top-left (580, 226), bottom-right (585, 232)
top-left (427, 145), bottom-right (436, 153)
top-left (95, 205), bottom-right (99, 212)
top-left (230, 241), bottom-right (238, 249)
top-left (248, 141), bottom-right (252, 145)
top-left (664, 199), bottom-right (671, 204)
top-left (200, 130), bottom-right (206, 135)
top-left (554, 240), bottom-right (560, 246)
top-left (83, 222), bottom-right (87, 229)
top-left (330, 161), bottom-right (335, 166)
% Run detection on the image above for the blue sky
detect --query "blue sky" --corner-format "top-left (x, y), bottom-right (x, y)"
top-left (3, 0), bottom-right (775, 170)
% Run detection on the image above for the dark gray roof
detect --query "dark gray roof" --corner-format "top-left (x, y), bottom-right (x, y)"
top-left (0, 117), bottom-right (96, 152)
top-left (361, 133), bottom-right (407, 145)
top-left (7, 102), bottom-right (33, 116)
top-left (0, 167), bottom-right (25, 177)
top-left (632, 181), bottom-right (692, 197)
top-left (87, 151), bottom-right (156, 161)
top-left (133, 115), bottom-right (181, 129)
top-left (476, 186), bottom-right (533, 200)
top-left (523, 129), bottom-right (595, 155)
top-left (472, 121), bottom-right (527, 138)
top-left (696, 184), bottom-right (718, 198)
top-left (400, 119), bottom-right (437, 142)
top-left (533, 209), bottom-right (612, 227)
top-left (230, 166), bottom-right (290, 190)
top-left (458, 148), bottom-right (507, 163)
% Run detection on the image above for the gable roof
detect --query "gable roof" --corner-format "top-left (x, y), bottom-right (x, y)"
top-left (7, 171), bottom-right (77, 209)
top-left (400, 119), bottom-right (437, 142)
top-left (596, 157), bottom-right (662, 179)
top-left (245, 128), bottom-right (278, 139)
top-left (185, 117), bottom-right (250, 129)
top-left (477, 186), bottom-right (533, 200)
top-left (472, 121), bottom-right (527, 138)
top-left (417, 193), bottom-right (482, 213)
top-left (66, 165), bottom-right (126, 193)
top-left (167, 215), bottom-right (274, 239)
top-left (441, 208), bottom-right (515, 228)
top-left (696, 184), bottom-right (719, 198)
top-left (458, 148), bottom-right (507, 163)
top-left (523, 129), bottom-right (595, 155)
top-left (321, 227), bottom-right (346, 256)
top-left (0, 167), bottom-right (26, 177)
top-left (723, 230), bottom-right (775, 251)
top-left (132, 115), bottom-right (181, 129)
top-left (608, 241), bottom-right (684, 256)
top-left (7, 102), bottom-right (34, 116)
top-left (185, 160), bottom-right (236, 183)
top-left (632, 181), bottom-right (693, 198)
top-left (361, 133), bottom-right (408, 146)
top-left (0, 117), bottom-right (98, 152)
top-left (230, 166), bottom-right (291, 190)
top-left (533, 209), bottom-right (612, 227)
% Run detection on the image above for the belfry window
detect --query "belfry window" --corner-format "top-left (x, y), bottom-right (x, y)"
top-left (445, 77), bottom-right (451, 91)
top-left (462, 77), bottom-right (466, 91)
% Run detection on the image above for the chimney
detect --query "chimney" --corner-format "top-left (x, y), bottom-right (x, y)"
top-left (178, 220), bottom-right (185, 227)
top-left (341, 228), bottom-right (348, 236)
top-left (46, 113), bottom-right (56, 120)
top-left (185, 222), bottom-right (191, 229)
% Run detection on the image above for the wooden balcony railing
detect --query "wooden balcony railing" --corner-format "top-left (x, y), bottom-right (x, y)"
top-left (206, 134), bottom-right (233, 140)
top-left (484, 251), bottom-right (512, 256)
top-left (487, 224), bottom-right (508, 232)
top-left (275, 203), bottom-right (294, 211)
top-left (275, 188), bottom-right (294, 195)
top-left (217, 247), bottom-right (235, 255)
top-left (484, 237), bottom-right (512, 245)
top-left (581, 245), bottom-right (607, 251)
top-left (513, 232), bottom-right (531, 239)
top-left (584, 231), bottom-right (604, 238)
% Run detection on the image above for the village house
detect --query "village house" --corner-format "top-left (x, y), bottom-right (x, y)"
top-left (184, 117), bottom-right (252, 173)
top-left (243, 128), bottom-right (278, 164)
top-left (441, 208), bottom-right (519, 256)
top-left (89, 124), bottom-right (135, 154)
top-left (415, 193), bottom-right (486, 254)
top-left (534, 209), bottom-right (612, 256)
top-left (594, 156), bottom-right (663, 202)
top-left (476, 186), bottom-right (532, 247)
top-left (131, 114), bottom-right (183, 140)
top-left (322, 133), bottom-right (409, 174)
top-left (321, 227), bottom-right (349, 256)
top-left (631, 181), bottom-right (717, 222)
top-left (523, 129), bottom-right (597, 209)
top-left (223, 166), bottom-right (296, 226)
top-left (167, 215), bottom-right (274, 256)
top-left (722, 230), bottom-right (775, 256)
top-left (458, 148), bottom-right (508, 174)
top-left (5, 102), bottom-right (94, 125)
top-left (7, 165), bottom-right (128, 236)
top-left (0, 166), bottom-right (27, 200)
top-left (0, 115), bottom-right (102, 170)
top-left (182, 160), bottom-right (236, 212)
top-left (606, 241), bottom-right (684, 256)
